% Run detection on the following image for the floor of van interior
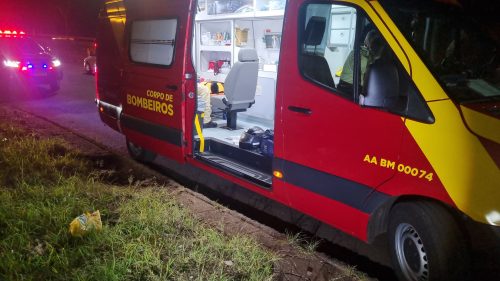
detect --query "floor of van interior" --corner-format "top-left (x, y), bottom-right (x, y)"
top-left (194, 115), bottom-right (274, 188)
top-left (200, 115), bottom-right (273, 146)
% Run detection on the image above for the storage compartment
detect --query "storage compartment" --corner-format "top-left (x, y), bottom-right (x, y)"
top-left (200, 21), bottom-right (232, 46)
top-left (235, 27), bottom-right (249, 47)
top-left (199, 50), bottom-right (232, 72)
top-left (329, 6), bottom-right (356, 47)
top-left (206, 0), bottom-right (254, 15)
top-left (264, 33), bottom-right (281, 49)
top-left (256, 0), bottom-right (286, 11)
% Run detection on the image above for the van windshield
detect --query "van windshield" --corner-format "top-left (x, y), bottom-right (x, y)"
top-left (379, 0), bottom-right (500, 103)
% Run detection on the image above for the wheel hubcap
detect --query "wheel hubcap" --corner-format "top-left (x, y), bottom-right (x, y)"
top-left (395, 223), bottom-right (429, 281)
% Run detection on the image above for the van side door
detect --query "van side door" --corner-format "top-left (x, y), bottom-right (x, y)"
top-left (121, 0), bottom-right (196, 162)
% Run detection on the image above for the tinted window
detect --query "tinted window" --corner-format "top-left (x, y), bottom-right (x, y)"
top-left (380, 0), bottom-right (500, 103)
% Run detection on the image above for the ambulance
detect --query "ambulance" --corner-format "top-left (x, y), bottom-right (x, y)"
top-left (95, 0), bottom-right (500, 280)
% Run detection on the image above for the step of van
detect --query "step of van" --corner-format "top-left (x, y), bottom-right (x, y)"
top-left (194, 138), bottom-right (272, 188)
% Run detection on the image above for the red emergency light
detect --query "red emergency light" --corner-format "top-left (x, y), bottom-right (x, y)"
top-left (0, 30), bottom-right (26, 35)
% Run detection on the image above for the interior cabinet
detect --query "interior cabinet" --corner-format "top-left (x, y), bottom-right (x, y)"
top-left (195, 6), bottom-right (284, 83)
top-left (197, 0), bottom-right (286, 16)
top-left (195, 1), bottom-right (284, 122)
top-left (329, 6), bottom-right (356, 48)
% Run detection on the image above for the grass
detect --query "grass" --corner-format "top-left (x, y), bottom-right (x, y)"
top-left (285, 231), bottom-right (321, 255)
top-left (0, 123), bottom-right (276, 281)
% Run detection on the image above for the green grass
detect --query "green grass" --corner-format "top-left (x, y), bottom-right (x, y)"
top-left (0, 123), bottom-right (276, 281)
top-left (285, 231), bottom-right (321, 255)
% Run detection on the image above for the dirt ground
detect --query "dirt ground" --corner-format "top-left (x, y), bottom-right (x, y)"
top-left (0, 105), bottom-right (374, 281)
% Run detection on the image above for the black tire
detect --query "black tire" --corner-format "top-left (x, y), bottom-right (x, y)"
top-left (126, 139), bottom-right (156, 163)
top-left (388, 201), bottom-right (470, 281)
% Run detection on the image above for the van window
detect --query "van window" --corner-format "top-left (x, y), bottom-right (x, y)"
top-left (380, 0), bottom-right (500, 103)
top-left (130, 19), bottom-right (177, 66)
top-left (299, 3), bottom-right (434, 123)
top-left (299, 4), bottom-right (357, 99)
top-left (299, 4), bottom-right (389, 99)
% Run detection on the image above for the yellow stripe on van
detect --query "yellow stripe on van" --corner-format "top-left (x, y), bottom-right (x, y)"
top-left (405, 100), bottom-right (500, 225)
top-left (364, 0), bottom-right (499, 224)
top-left (460, 105), bottom-right (500, 144)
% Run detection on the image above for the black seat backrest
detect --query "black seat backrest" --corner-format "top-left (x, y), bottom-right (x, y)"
top-left (301, 16), bottom-right (335, 88)
top-left (304, 16), bottom-right (326, 53)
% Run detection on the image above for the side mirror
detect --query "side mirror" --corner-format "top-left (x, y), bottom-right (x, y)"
top-left (360, 60), bottom-right (407, 111)
top-left (361, 60), bottom-right (435, 124)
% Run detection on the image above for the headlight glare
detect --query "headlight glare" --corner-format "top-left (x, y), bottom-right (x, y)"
top-left (52, 59), bottom-right (62, 67)
top-left (3, 60), bottom-right (20, 68)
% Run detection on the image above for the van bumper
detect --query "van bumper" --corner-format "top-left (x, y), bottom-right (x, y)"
top-left (96, 99), bottom-right (122, 132)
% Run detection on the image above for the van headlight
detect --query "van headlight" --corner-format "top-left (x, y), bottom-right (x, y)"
top-left (486, 211), bottom-right (500, 226)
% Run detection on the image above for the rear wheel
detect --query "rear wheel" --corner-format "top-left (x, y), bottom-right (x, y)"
top-left (388, 201), bottom-right (470, 281)
top-left (126, 139), bottom-right (156, 163)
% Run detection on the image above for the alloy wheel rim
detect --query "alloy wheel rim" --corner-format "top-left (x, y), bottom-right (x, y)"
top-left (394, 223), bottom-right (429, 281)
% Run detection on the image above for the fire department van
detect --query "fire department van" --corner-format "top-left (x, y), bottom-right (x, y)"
top-left (95, 0), bottom-right (500, 280)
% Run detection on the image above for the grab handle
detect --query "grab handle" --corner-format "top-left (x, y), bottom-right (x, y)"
top-left (288, 106), bottom-right (312, 115)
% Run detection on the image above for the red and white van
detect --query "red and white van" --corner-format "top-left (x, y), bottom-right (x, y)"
top-left (95, 0), bottom-right (500, 280)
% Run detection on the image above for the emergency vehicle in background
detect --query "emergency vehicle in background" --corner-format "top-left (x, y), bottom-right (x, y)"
top-left (95, 0), bottom-right (500, 280)
top-left (0, 30), bottom-right (63, 93)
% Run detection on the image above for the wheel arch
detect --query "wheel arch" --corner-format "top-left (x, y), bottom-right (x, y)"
top-left (367, 195), bottom-right (468, 244)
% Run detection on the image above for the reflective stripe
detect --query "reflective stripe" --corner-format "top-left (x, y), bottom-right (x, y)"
top-left (275, 158), bottom-right (391, 214)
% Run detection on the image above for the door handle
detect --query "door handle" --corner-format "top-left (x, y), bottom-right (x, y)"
top-left (288, 106), bottom-right (312, 115)
top-left (166, 84), bottom-right (178, 91)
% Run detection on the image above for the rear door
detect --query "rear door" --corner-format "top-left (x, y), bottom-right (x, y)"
top-left (121, 0), bottom-right (196, 162)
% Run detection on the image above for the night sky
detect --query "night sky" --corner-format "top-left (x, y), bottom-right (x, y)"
top-left (0, 0), bottom-right (101, 37)
top-left (0, 0), bottom-right (498, 38)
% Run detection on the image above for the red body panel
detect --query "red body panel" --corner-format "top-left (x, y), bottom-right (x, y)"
top-left (377, 124), bottom-right (455, 206)
top-left (273, 0), bottom-right (404, 239)
top-left (121, 0), bottom-right (196, 162)
top-left (286, 183), bottom-right (370, 239)
top-left (96, 0), bottom-right (464, 243)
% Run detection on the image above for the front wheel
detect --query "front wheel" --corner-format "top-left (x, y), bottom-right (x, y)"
top-left (388, 201), bottom-right (470, 281)
top-left (126, 139), bottom-right (156, 163)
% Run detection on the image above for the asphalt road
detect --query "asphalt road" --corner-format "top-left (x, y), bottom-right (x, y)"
top-left (4, 62), bottom-right (128, 155)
